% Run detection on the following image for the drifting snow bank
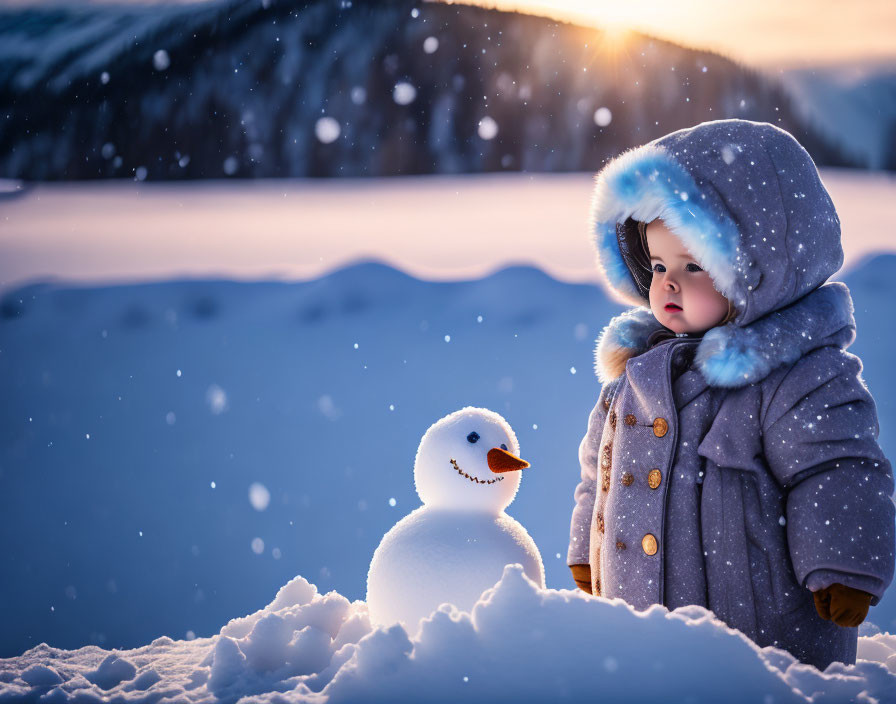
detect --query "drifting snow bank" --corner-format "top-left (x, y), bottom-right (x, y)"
top-left (2, 565), bottom-right (895, 703)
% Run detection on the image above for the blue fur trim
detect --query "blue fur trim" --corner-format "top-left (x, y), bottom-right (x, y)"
top-left (595, 220), bottom-right (641, 303)
top-left (590, 144), bottom-right (742, 307)
top-left (595, 283), bottom-right (855, 388)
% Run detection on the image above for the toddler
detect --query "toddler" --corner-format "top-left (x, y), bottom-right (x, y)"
top-left (567, 119), bottom-right (895, 670)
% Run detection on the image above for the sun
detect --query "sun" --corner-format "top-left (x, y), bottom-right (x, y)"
top-left (601, 22), bottom-right (633, 52)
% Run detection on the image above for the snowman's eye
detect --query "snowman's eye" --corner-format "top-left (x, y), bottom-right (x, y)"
top-left (467, 432), bottom-right (480, 443)
top-left (501, 443), bottom-right (508, 451)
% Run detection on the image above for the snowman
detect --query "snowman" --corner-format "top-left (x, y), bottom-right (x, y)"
top-left (366, 406), bottom-right (545, 637)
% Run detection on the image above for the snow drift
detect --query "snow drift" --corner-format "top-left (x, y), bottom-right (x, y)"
top-left (2, 564), bottom-right (896, 703)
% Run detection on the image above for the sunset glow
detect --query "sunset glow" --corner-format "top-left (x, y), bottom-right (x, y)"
top-left (436, 0), bottom-right (896, 69)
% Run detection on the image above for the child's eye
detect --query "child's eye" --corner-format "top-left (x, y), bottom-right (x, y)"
top-left (467, 432), bottom-right (480, 443)
top-left (653, 262), bottom-right (702, 273)
top-left (501, 443), bottom-right (508, 451)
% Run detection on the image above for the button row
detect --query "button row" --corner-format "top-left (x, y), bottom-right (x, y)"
top-left (613, 533), bottom-right (659, 556)
top-left (605, 407), bottom-right (669, 438)
top-left (618, 468), bottom-right (663, 489)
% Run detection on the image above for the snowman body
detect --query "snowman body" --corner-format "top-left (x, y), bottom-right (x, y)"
top-left (365, 407), bottom-right (544, 637)
top-left (366, 505), bottom-right (544, 635)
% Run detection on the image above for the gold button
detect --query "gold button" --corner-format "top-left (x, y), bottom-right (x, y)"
top-left (621, 471), bottom-right (634, 486)
top-left (594, 578), bottom-right (601, 596)
top-left (647, 469), bottom-right (662, 489)
top-left (653, 417), bottom-right (668, 437)
top-left (609, 410), bottom-right (617, 430)
top-left (597, 513), bottom-right (604, 533)
top-left (603, 397), bottom-right (610, 411)
top-left (601, 466), bottom-right (611, 492)
top-left (642, 533), bottom-right (658, 555)
top-left (624, 413), bottom-right (637, 426)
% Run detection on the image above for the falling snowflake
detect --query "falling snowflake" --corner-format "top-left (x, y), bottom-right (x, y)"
top-left (315, 117), bottom-right (341, 144)
top-left (350, 86), bottom-right (366, 105)
top-left (593, 107), bottom-right (612, 127)
top-left (477, 116), bottom-right (498, 140)
top-left (249, 482), bottom-right (271, 511)
top-left (393, 82), bottom-right (417, 105)
top-left (206, 384), bottom-right (229, 414)
top-left (153, 50), bottom-right (170, 71)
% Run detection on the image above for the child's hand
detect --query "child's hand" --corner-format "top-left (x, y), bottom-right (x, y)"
top-left (812, 583), bottom-right (873, 628)
top-left (569, 564), bottom-right (593, 594)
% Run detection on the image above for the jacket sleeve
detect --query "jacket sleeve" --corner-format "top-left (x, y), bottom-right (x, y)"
top-left (761, 346), bottom-right (896, 606)
top-left (567, 392), bottom-right (608, 567)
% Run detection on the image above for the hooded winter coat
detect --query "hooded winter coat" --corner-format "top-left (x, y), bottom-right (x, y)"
top-left (566, 119), bottom-right (895, 671)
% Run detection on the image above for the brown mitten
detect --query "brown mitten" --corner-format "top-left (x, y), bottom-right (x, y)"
top-left (569, 563), bottom-right (592, 594)
top-left (812, 583), bottom-right (873, 628)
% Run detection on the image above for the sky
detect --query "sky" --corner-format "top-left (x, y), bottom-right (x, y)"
top-left (437, 0), bottom-right (896, 70)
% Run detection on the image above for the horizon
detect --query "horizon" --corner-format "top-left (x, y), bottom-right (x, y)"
top-left (437, 0), bottom-right (896, 71)
top-left (2, 172), bottom-right (893, 295)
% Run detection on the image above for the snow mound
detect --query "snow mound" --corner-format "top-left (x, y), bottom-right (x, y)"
top-left (2, 565), bottom-right (895, 703)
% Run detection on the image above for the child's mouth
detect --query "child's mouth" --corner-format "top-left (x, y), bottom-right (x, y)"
top-left (664, 303), bottom-right (683, 313)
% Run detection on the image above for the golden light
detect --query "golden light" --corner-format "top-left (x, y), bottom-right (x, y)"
top-left (600, 23), bottom-right (633, 53)
top-left (441, 0), bottom-right (896, 69)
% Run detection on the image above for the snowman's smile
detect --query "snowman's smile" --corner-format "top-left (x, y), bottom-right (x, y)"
top-left (449, 458), bottom-right (504, 485)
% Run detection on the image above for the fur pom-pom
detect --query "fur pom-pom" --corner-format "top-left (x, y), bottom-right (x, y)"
top-left (594, 307), bottom-right (663, 383)
top-left (594, 283), bottom-right (856, 389)
top-left (695, 325), bottom-right (767, 387)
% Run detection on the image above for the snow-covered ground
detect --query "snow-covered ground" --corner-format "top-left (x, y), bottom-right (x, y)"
top-left (2, 172), bottom-right (896, 700)
top-left (2, 257), bottom-right (896, 701)
top-left (1, 170), bottom-right (894, 290)
top-left (4, 564), bottom-right (896, 703)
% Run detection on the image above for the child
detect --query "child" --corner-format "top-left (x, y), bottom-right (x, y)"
top-left (567, 119), bottom-right (895, 671)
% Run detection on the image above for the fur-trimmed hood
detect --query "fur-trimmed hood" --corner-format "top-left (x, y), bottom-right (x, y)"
top-left (589, 119), bottom-right (851, 387)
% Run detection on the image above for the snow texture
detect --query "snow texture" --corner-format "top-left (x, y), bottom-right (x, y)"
top-left (4, 564), bottom-right (896, 703)
top-left (1, 259), bottom-right (895, 700)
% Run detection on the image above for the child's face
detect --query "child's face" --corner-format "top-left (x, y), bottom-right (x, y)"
top-left (646, 219), bottom-right (730, 334)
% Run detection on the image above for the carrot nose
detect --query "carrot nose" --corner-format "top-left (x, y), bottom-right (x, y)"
top-left (487, 447), bottom-right (530, 473)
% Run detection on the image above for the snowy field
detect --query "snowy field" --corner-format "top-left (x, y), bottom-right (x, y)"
top-left (1, 170), bottom-right (895, 290)
top-left (2, 171), bottom-right (896, 701)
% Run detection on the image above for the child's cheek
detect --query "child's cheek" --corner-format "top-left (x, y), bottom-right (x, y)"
top-left (687, 277), bottom-right (728, 326)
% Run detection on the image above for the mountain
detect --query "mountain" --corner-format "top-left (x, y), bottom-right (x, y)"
top-left (0, 0), bottom-right (858, 180)
top-left (777, 61), bottom-right (896, 170)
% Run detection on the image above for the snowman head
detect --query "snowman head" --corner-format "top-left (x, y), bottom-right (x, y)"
top-left (413, 407), bottom-right (529, 513)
